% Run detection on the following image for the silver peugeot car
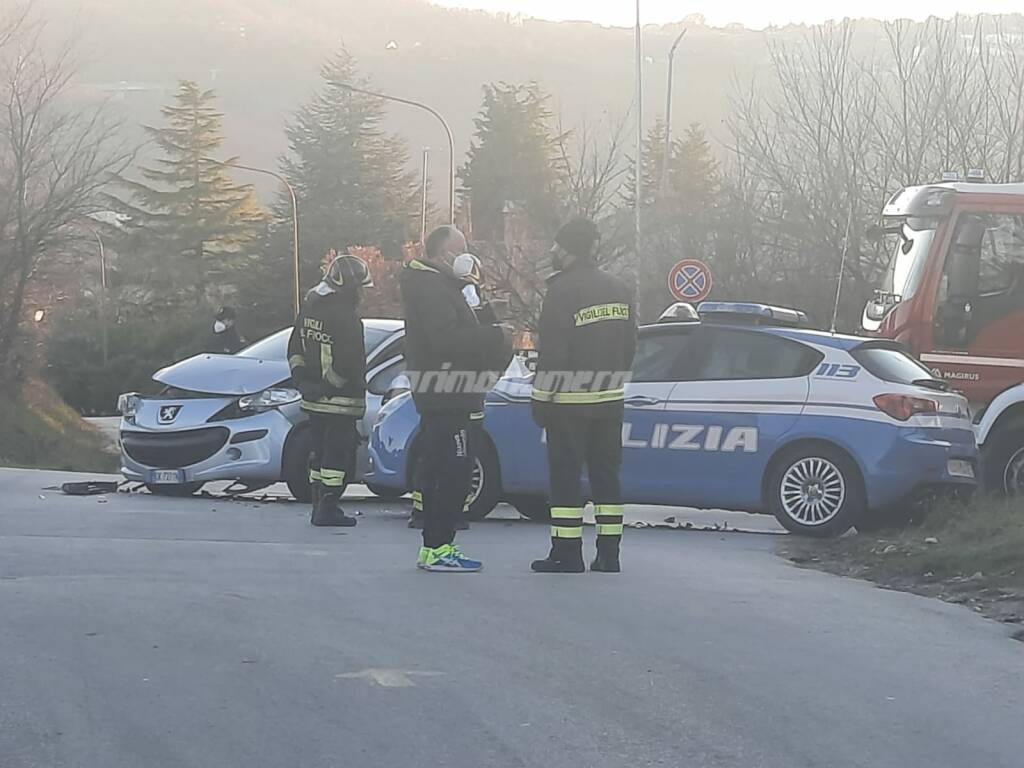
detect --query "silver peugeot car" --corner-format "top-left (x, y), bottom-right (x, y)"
top-left (118, 319), bottom-right (407, 500)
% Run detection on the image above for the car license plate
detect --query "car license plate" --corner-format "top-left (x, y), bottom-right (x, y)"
top-left (947, 459), bottom-right (975, 479)
top-left (149, 469), bottom-right (186, 484)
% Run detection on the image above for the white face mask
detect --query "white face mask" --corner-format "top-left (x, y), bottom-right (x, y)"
top-left (313, 281), bottom-right (335, 297)
top-left (462, 284), bottom-right (481, 308)
top-left (213, 320), bottom-right (227, 334)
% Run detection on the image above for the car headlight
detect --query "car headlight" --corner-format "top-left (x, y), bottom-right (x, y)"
top-left (238, 387), bottom-right (301, 412)
top-left (117, 392), bottom-right (141, 423)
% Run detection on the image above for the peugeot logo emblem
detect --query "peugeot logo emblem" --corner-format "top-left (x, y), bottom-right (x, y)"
top-left (158, 405), bottom-right (182, 424)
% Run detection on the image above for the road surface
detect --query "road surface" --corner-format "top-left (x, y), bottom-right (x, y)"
top-left (1, 467), bottom-right (1021, 768)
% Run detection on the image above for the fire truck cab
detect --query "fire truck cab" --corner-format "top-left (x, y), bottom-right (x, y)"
top-left (863, 179), bottom-right (1024, 495)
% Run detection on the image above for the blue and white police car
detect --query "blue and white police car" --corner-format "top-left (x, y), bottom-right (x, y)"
top-left (366, 303), bottom-right (978, 536)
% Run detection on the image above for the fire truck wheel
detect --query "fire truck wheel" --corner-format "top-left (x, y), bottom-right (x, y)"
top-left (984, 427), bottom-right (1024, 496)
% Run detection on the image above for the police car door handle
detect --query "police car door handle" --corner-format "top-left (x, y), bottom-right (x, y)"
top-left (625, 395), bottom-right (661, 407)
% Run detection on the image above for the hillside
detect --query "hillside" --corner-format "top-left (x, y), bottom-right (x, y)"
top-left (45, 0), bottom-right (769, 198)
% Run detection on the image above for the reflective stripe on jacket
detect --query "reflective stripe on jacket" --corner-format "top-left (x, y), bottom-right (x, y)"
top-left (287, 291), bottom-right (367, 418)
top-left (531, 259), bottom-right (637, 419)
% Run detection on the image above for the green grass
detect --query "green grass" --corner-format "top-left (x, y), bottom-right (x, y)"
top-left (0, 380), bottom-right (117, 473)
top-left (811, 496), bottom-right (1024, 590)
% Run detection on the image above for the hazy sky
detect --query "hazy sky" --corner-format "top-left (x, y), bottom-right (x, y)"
top-left (432, 0), bottom-right (1021, 29)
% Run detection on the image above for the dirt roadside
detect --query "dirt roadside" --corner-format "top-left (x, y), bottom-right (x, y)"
top-left (781, 498), bottom-right (1024, 641)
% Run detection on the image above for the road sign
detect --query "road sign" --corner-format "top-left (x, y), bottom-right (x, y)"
top-left (668, 259), bottom-right (713, 303)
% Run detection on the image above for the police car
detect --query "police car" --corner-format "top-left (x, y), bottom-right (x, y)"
top-left (366, 303), bottom-right (979, 536)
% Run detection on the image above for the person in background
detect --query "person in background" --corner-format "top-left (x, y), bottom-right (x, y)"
top-left (207, 306), bottom-right (245, 354)
top-left (401, 226), bottom-right (505, 572)
top-left (288, 254), bottom-right (373, 527)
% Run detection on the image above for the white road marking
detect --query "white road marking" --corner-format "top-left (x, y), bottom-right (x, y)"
top-left (334, 668), bottom-right (443, 688)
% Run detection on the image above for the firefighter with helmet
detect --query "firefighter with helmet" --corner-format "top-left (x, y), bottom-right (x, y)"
top-left (287, 253), bottom-right (373, 527)
top-left (530, 218), bottom-right (637, 573)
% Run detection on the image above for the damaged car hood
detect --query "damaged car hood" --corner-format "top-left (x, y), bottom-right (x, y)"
top-left (153, 354), bottom-right (291, 396)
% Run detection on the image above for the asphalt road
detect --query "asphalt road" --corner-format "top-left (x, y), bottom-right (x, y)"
top-left (1, 467), bottom-right (1022, 768)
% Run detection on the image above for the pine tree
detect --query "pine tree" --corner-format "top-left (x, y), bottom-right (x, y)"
top-left (460, 82), bottom-right (561, 241)
top-left (633, 121), bottom-right (724, 319)
top-left (277, 49), bottom-right (417, 279)
top-left (112, 81), bottom-right (263, 302)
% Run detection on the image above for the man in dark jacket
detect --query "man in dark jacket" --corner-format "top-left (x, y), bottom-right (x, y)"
top-left (206, 306), bottom-right (245, 354)
top-left (288, 254), bottom-right (372, 527)
top-left (530, 218), bottom-right (637, 573)
top-left (401, 226), bottom-right (505, 572)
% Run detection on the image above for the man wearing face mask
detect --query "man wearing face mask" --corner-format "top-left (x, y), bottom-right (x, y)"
top-left (530, 218), bottom-right (637, 574)
top-left (401, 226), bottom-right (505, 572)
top-left (288, 254), bottom-right (372, 527)
top-left (207, 306), bottom-right (245, 355)
top-left (453, 252), bottom-right (513, 516)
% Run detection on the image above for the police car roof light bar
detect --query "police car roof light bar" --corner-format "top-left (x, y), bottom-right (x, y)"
top-left (657, 302), bottom-right (700, 323)
top-left (697, 302), bottom-right (813, 329)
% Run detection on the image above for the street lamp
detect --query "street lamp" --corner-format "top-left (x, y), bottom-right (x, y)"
top-left (78, 218), bottom-right (109, 365)
top-left (661, 28), bottom-right (687, 198)
top-left (335, 82), bottom-right (456, 226)
top-left (203, 158), bottom-right (301, 316)
top-left (635, 0), bottom-right (644, 252)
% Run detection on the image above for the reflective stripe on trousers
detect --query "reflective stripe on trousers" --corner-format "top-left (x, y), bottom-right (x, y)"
top-left (595, 504), bottom-right (624, 536)
top-left (320, 468), bottom-right (346, 488)
top-left (550, 506), bottom-right (584, 539)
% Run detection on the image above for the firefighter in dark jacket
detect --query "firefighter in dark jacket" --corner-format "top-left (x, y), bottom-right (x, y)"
top-left (287, 254), bottom-right (372, 527)
top-left (530, 218), bottom-right (637, 573)
top-left (401, 226), bottom-right (505, 572)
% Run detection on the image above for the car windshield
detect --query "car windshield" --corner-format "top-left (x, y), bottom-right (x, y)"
top-left (237, 324), bottom-right (397, 361)
top-left (880, 219), bottom-right (937, 301)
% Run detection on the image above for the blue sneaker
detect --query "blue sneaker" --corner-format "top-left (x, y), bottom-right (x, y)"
top-left (422, 544), bottom-right (483, 573)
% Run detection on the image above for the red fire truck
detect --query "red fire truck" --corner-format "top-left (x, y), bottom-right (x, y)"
top-left (863, 178), bottom-right (1024, 495)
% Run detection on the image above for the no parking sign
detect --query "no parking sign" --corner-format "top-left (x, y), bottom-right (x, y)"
top-left (668, 259), bottom-right (713, 303)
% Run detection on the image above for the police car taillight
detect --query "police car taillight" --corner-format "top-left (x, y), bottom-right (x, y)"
top-left (873, 394), bottom-right (938, 421)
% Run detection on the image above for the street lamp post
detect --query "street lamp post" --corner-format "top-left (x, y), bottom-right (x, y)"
top-left (635, 0), bottom-right (644, 254)
top-left (420, 147), bottom-right (430, 245)
top-left (203, 158), bottom-right (301, 317)
top-left (661, 28), bottom-right (687, 198)
top-left (77, 217), bottom-right (109, 365)
top-left (336, 82), bottom-right (456, 226)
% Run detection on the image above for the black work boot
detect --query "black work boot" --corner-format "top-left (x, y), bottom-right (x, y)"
top-left (531, 538), bottom-right (585, 573)
top-left (311, 492), bottom-right (357, 527)
top-left (591, 536), bottom-right (621, 573)
top-left (310, 482), bottom-right (323, 516)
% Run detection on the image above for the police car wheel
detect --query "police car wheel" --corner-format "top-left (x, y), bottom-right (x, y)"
top-left (768, 445), bottom-right (864, 537)
top-left (506, 495), bottom-right (550, 522)
top-left (465, 441), bottom-right (502, 521)
top-left (366, 483), bottom-right (406, 500)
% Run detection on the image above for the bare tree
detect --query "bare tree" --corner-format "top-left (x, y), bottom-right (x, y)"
top-left (0, 4), bottom-right (133, 378)
top-left (727, 15), bottom-right (1024, 327)
top-left (480, 113), bottom-right (633, 331)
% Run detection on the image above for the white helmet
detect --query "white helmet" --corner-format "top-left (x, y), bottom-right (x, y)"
top-left (452, 252), bottom-right (483, 286)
